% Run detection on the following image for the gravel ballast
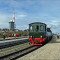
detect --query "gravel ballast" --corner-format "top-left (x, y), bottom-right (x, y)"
top-left (0, 42), bottom-right (30, 57)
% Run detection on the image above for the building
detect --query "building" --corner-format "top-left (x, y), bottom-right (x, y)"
top-left (9, 20), bottom-right (15, 31)
top-left (9, 12), bottom-right (16, 31)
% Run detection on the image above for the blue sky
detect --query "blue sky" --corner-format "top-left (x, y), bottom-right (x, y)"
top-left (0, 0), bottom-right (60, 33)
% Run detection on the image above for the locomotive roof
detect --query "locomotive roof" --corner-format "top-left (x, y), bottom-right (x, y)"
top-left (29, 22), bottom-right (46, 25)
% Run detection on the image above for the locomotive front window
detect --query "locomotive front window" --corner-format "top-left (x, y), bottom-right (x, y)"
top-left (36, 25), bottom-right (39, 31)
top-left (29, 25), bottom-right (35, 32)
top-left (30, 26), bottom-right (32, 32)
top-left (30, 26), bottom-right (32, 30)
top-left (40, 25), bottom-right (45, 31)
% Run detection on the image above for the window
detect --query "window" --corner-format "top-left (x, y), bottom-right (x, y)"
top-left (30, 26), bottom-right (32, 32)
top-left (40, 25), bottom-right (44, 31)
top-left (47, 28), bottom-right (51, 32)
top-left (30, 26), bottom-right (32, 30)
top-left (36, 25), bottom-right (39, 31)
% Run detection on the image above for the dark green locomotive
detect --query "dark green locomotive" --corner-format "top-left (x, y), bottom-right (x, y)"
top-left (29, 22), bottom-right (52, 45)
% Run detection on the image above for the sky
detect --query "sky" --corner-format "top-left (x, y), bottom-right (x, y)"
top-left (0, 0), bottom-right (60, 33)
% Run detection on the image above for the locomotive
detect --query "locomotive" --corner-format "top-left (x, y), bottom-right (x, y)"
top-left (29, 22), bottom-right (52, 45)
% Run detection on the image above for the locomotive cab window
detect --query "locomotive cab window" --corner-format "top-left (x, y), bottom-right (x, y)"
top-left (40, 25), bottom-right (44, 31)
top-left (36, 25), bottom-right (39, 31)
top-left (30, 26), bottom-right (32, 32)
top-left (30, 26), bottom-right (32, 30)
top-left (47, 28), bottom-right (51, 32)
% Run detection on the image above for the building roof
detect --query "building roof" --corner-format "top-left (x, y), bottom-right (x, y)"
top-left (29, 22), bottom-right (46, 25)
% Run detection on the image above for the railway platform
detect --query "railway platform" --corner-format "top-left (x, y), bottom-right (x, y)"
top-left (0, 38), bottom-right (28, 49)
top-left (17, 38), bottom-right (60, 60)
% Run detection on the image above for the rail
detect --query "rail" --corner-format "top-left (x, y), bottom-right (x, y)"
top-left (0, 45), bottom-right (40, 60)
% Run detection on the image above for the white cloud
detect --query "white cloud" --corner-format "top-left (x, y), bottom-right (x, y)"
top-left (0, 12), bottom-right (10, 28)
top-left (16, 14), bottom-right (27, 19)
top-left (16, 25), bottom-right (28, 30)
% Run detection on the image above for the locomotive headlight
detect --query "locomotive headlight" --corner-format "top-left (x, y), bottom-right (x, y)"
top-left (30, 36), bottom-right (32, 38)
top-left (29, 36), bottom-right (32, 38)
top-left (40, 36), bottom-right (42, 38)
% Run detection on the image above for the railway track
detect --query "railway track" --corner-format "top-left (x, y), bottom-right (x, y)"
top-left (0, 44), bottom-right (40, 60)
top-left (0, 38), bottom-right (52, 60)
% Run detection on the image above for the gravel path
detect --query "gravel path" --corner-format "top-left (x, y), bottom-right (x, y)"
top-left (17, 39), bottom-right (60, 60)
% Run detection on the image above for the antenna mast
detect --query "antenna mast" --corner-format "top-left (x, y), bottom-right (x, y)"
top-left (13, 11), bottom-right (16, 30)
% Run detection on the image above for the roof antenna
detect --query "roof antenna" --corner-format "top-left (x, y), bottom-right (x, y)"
top-left (13, 9), bottom-right (16, 29)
